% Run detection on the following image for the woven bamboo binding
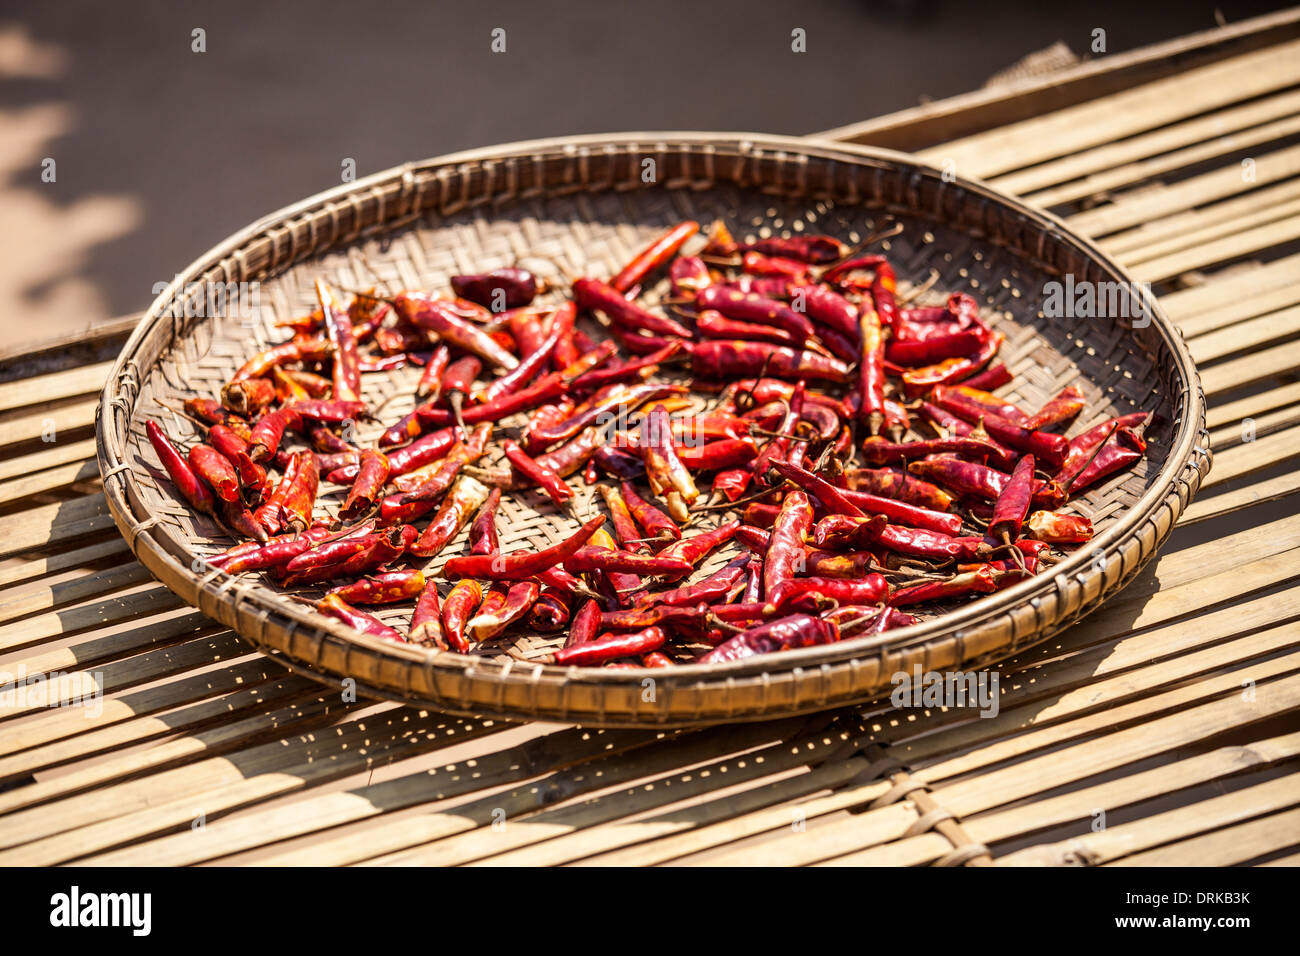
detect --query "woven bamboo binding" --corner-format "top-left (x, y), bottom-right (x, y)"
top-left (95, 134), bottom-right (1210, 727)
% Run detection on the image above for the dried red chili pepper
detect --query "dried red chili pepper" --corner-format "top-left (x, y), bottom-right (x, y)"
top-left (1055, 413), bottom-right (1150, 486)
top-left (657, 519), bottom-right (740, 574)
top-left (282, 520), bottom-right (380, 572)
top-left (670, 256), bottom-right (712, 297)
top-left (901, 331), bottom-right (1004, 397)
top-left (316, 593), bottom-right (403, 642)
top-left (697, 309), bottom-right (808, 350)
top-left (835, 488), bottom-right (963, 536)
top-left (451, 267), bottom-right (539, 310)
top-left (597, 484), bottom-right (648, 554)
top-left (146, 421), bottom-right (216, 516)
top-left (563, 598), bottom-right (602, 648)
top-left (1025, 385), bottom-right (1086, 431)
top-left (857, 294), bottom-right (887, 435)
top-left (502, 439), bottom-right (574, 507)
top-left (441, 515), bottom-right (605, 580)
top-left (208, 424), bottom-right (266, 493)
top-left (763, 490), bottom-right (813, 597)
top-left (699, 613), bottom-right (839, 664)
top-left (468, 579), bottom-right (541, 642)
top-left (407, 475), bottom-right (491, 559)
top-left (989, 454), bottom-right (1036, 546)
top-left (529, 588), bottom-right (572, 632)
top-left (245, 406), bottom-right (299, 464)
top-left (691, 340), bottom-right (851, 384)
top-left (213, 525), bottom-right (333, 574)
top-left (637, 402), bottom-right (699, 521)
top-left (279, 451), bottom-right (320, 533)
top-left (611, 220), bottom-right (699, 292)
top-left (764, 574), bottom-right (888, 615)
top-left (1025, 510), bottom-right (1094, 543)
top-left (742, 234), bottom-right (847, 264)
top-left (408, 576), bottom-right (446, 648)
top-left (280, 525), bottom-right (414, 586)
top-left (393, 292), bottom-right (519, 370)
top-left (316, 280), bottom-right (362, 404)
top-left (740, 250), bottom-right (812, 283)
top-left (574, 277), bottom-right (693, 339)
top-left (889, 566), bottom-right (999, 607)
top-left (440, 579), bottom-right (482, 652)
top-left (620, 480), bottom-right (681, 541)
top-left (553, 626), bottom-right (667, 666)
top-left (1066, 425), bottom-right (1147, 494)
top-left (188, 444), bottom-right (241, 503)
top-left (328, 569), bottom-right (426, 605)
top-left (695, 286), bottom-right (816, 342)
top-left (340, 449), bottom-right (389, 520)
top-left (415, 343), bottom-right (452, 402)
top-left (417, 372), bottom-right (566, 428)
top-left (908, 458), bottom-right (1064, 508)
top-left (562, 548), bottom-right (692, 576)
top-left (632, 554), bottom-right (750, 608)
top-left (221, 376), bottom-right (276, 418)
top-left (961, 363), bottom-right (1012, 392)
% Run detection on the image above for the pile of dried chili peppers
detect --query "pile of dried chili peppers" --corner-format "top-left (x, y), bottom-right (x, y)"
top-left (149, 218), bottom-right (1151, 667)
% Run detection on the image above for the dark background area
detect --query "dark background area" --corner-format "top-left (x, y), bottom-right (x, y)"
top-left (2, 0), bottom-right (1293, 331)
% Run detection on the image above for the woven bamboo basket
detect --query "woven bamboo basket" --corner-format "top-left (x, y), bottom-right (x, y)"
top-left (96, 133), bottom-right (1210, 726)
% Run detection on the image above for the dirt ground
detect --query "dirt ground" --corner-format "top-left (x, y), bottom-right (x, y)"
top-left (0, 0), bottom-right (1289, 352)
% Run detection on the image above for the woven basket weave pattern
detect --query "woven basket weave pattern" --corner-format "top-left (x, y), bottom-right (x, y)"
top-left (97, 135), bottom-right (1209, 726)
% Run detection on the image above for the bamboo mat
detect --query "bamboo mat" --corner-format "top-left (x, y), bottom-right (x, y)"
top-left (1, 27), bottom-right (1298, 866)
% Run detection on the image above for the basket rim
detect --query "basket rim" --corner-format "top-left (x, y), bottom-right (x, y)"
top-left (95, 131), bottom-right (1208, 690)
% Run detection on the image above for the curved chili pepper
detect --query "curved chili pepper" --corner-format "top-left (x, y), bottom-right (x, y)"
top-left (1055, 413), bottom-right (1151, 486)
top-left (886, 330), bottom-right (985, 366)
top-left (316, 280), bottom-right (362, 404)
top-left (961, 363), bottom-right (1012, 392)
top-left (188, 444), bottom-right (241, 503)
top-left (574, 277), bottom-right (693, 339)
top-left (146, 421), bottom-right (216, 516)
top-left (611, 220), bottom-right (699, 292)
top-left (803, 548), bottom-right (877, 579)
top-left (632, 554), bottom-right (749, 608)
top-left (441, 515), bottom-right (605, 580)
top-left (752, 382), bottom-right (805, 482)
top-left (909, 457), bottom-right (1064, 507)
top-left (316, 592), bottom-right (403, 642)
top-left (215, 525), bottom-right (333, 573)
top-left (842, 467), bottom-right (955, 512)
top-left (861, 435), bottom-right (1006, 467)
top-left (695, 286), bottom-right (815, 342)
top-left (417, 372), bottom-right (565, 428)
top-left (379, 427), bottom-right (458, 479)
top-left (691, 340), bottom-right (851, 384)
top-left (764, 574), bottom-right (888, 615)
top-left (835, 488), bottom-right (963, 536)
top-left (676, 438), bottom-right (758, 472)
top-left (763, 490), bottom-right (813, 597)
top-left (657, 519), bottom-right (740, 574)
top-left (393, 292), bottom-right (519, 370)
top-left (451, 267), bottom-right (539, 310)
top-left (563, 597), bottom-right (602, 648)
top-left (280, 525), bottom-right (414, 586)
top-left (889, 566), bottom-right (999, 607)
top-left (1025, 385), bottom-right (1086, 431)
top-left (217, 497), bottom-right (270, 543)
top-left (743, 234), bottom-right (847, 264)
top-left (467, 579), bottom-right (541, 642)
top-left (439, 579), bottom-right (482, 652)
top-left (901, 330), bottom-right (1003, 397)
top-left (244, 406), bottom-right (298, 464)
top-left (232, 338), bottom-right (332, 383)
top-left (637, 403), bottom-right (699, 521)
top-left (502, 438), bottom-right (574, 507)
top-left (598, 484), bottom-right (648, 554)
top-left (400, 423), bottom-right (491, 502)
top-left (407, 577), bottom-right (446, 648)
top-left (1066, 425), bottom-right (1147, 494)
top-left (699, 613), bottom-right (839, 664)
top-left (340, 449), bottom-right (390, 520)
top-left (562, 548), bottom-right (692, 576)
top-left (989, 454), bottom-right (1036, 545)
top-left (620, 481), bottom-right (680, 541)
top-left (413, 343), bottom-right (452, 403)
top-left (713, 467), bottom-right (754, 502)
top-left (741, 250), bottom-right (811, 283)
top-left (279, 451), bottom-right (319, 533)
top-left (809, 514), bottom-right (888, 551)
top-left (468, 487), bottom-right (502, 555)
top-left (553, 626), bottom-right (667, 666)
top-left (696, 309), bottom-right (807, 350)
top-left (765, 458), bottom-right (864, 518)
top-left (1026, 510), bottom-right (1094, 543)
top-left (253, 453), bottom-right (299, 535)
top-left (407, 475), bottom-right (491, 559)
top-left (918, 402), bottom-right (1018, 470)
top-left (328, 569), bottom-right (426, 605)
